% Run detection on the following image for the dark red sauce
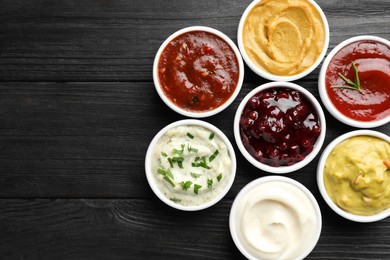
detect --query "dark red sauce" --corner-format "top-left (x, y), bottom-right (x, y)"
top-left (158, 31), bottom-right (239, 112)
top-left (240, 88), bottom-right (321, 167)
top-left (325, 40), bottom-right (390, 121)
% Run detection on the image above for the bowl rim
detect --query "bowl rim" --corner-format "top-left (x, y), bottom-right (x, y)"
top-left (237, 0), bottom-right (330, 81)
top-left (229, 175), bottom-right (322, 260)
top-left (316, 129), bottom-right (390, 222)
top-left (318, 35), bottom-right (390, 128)
top-left (145, 119), bottom-right (237, 211)
top-left (153, 25), bottom-right (244, 118)
top-left (233, 81), bottom-right (326, 174)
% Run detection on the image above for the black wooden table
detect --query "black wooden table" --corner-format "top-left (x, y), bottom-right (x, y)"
top-left (0, 0), bottom-right (389, 259)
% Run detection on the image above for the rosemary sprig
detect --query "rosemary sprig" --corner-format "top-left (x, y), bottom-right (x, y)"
top-left (331, 61), bottom-right (363, 93)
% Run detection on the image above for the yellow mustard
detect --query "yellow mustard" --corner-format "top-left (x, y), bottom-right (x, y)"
top-left (324, 136), bottom-right (390, 216)
top-left (242, 0), bottom-right (326, 76)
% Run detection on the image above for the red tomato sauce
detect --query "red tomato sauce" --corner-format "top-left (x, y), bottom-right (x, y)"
top-left (158, 31), bottom-right (239, 112)
top-left (325, 40), bottom-right (390, 122)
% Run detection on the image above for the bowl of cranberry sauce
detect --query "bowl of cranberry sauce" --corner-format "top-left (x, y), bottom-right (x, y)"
top-left (153, 26), bottom-right (244, 118)
top-left (319, 35), bottom-right (390, 128)
top-left (234, 82), bottom-right (326, 174)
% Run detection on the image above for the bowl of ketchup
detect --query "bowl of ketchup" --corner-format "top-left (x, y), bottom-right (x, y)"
top-left (318, 35), bottom-right (390, 128)
top-left (153, 26), bottom-right (244, 118)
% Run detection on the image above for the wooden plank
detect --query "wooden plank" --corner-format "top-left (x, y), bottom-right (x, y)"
top-left (0, 81), bottom-right (172, 197)
top-left (0, 0), bottom-right (389, 82)
top-left (0, 0), bottom-right (389, 259)
top-left (0, 199), bottom-right (389, 259)
top-left (0, 81), bottom-right (389, 197)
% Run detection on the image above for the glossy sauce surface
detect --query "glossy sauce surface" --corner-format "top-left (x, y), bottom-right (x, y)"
top-left (233, 181), bottom-right (318, 259)
top-left (324, 136), bottom-right (390, 216)
top-left (158, 31), bottom-right (239, 112)
top-left (240, 88), bottom-right (321, 167)
top-left (325, 40), bottom-right (390, 121)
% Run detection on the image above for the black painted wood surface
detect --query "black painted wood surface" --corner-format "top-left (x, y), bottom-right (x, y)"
top-left (0, 0), bottom-right (389, 259)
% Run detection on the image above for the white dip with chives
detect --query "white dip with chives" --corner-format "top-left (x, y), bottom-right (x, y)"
top-left (150, 125), bottom-right (232, 206)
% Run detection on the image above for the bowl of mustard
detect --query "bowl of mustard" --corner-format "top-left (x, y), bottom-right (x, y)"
top-left (317, 130), bottom-right (390, 222)
top-left (237, 0), bottom-right (329, 81)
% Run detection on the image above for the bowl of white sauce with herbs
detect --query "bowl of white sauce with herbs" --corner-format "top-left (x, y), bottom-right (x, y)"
top-left (145, 119), bottom-right (236, 211)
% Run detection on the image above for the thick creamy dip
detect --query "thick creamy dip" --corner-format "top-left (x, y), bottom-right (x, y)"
top-left (234, 181), bottom-right (318, 260)
top-left (242, 0), bottom-right (326, 76)
top-left (324, 136), bottom-right (390, 215)
top-left (150, 125), bottom-right (232, 206)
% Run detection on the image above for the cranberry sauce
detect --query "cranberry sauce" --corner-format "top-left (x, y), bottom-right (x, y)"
top-left (239, 88), bottom-right (321, 167)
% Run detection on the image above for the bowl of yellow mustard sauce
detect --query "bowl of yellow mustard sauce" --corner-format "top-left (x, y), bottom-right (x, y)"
top-left (237, 0), bottom-right (329, 81)
top-left (317, 130), bottom-right (390, 222)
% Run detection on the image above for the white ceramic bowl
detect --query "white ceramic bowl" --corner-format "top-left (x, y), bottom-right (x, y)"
top-left (153, 26), bottom-right (244, 118)
top-left (317, 130), bottom-right (390, 222)
top-left (237, 0), bottom-right (329, 81)
top-left (318, 35), bottom-right (390, 128)
top-left (234, 82), bottom-right (326, 174)
top-left (145, 119), bottom-right (236, 211)
top-left (230, 176), bottom-right (322, 260)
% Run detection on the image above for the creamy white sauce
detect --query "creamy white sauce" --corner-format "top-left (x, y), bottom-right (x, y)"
top-left (150, 125), bottom-right (232, 206)
top-left (234, 181), bottom-right (318, 260)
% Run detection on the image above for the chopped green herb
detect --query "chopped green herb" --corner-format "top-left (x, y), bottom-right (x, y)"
top-left (194, 156), bottom-right (200, 162)
top-left (191, 161), bottom-right (211, 169)
top-left (180, 181), bottom-right (192, 191)
top-left (170, 197), bottom-right (181, 203)
top-left (172, 148), bottom-right (184, 155)
top-left (177, 161), bottom-right (184, 169)
top-left (161, 152), bottom-right (168, 157)
top-left (157, 168), bottom-right (166, 175)
top-left (163, 176), bottom-right (175, 187)
top-left (189, 147), bottom-right (199, 153)
top-left (201, 156), bottom-right (206, 163)
top-left (168, 158), bottom-right (174, 168)
top-left (194, 184), bottom-right (202, 194)
top-left (217, 173), bottom-right (223, 182)
top-left (187, 132), bottom-right (194, 139)
top-left (166, 168), bottom-right (174, 179)
top-left (199, 161), bottom-right (211, 169)
top-left (172, 144), bottom-right (185, 155)
top-left (207, 179), bottom-right (213, 189)
top-left (171, 157), bottom-right (184, 162)
top-left (190, 172), bottom-right (202, 178)
top-left (209, 149), bottom-right (219, 162)
top-left (168, 156), bottom-right (184, 168)
top-left (209, 132), bottom-right (215, 140)
top-left (188, 144), bottom-right (199, 153)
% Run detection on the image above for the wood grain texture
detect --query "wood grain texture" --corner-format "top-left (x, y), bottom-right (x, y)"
top-left (0, 0), bottom-right (389, 259)
top-left (0, 0), bottom-right (389, 82)
top-left (0, 81), bottom-right (388, 197)
top-left (0, 199), bottom-right (389, 260)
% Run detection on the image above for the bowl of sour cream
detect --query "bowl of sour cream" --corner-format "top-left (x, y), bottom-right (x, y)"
top-left (145, 119), bottom-right (236, 211)
top-left (230, 176), bottom-right (322, 260)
